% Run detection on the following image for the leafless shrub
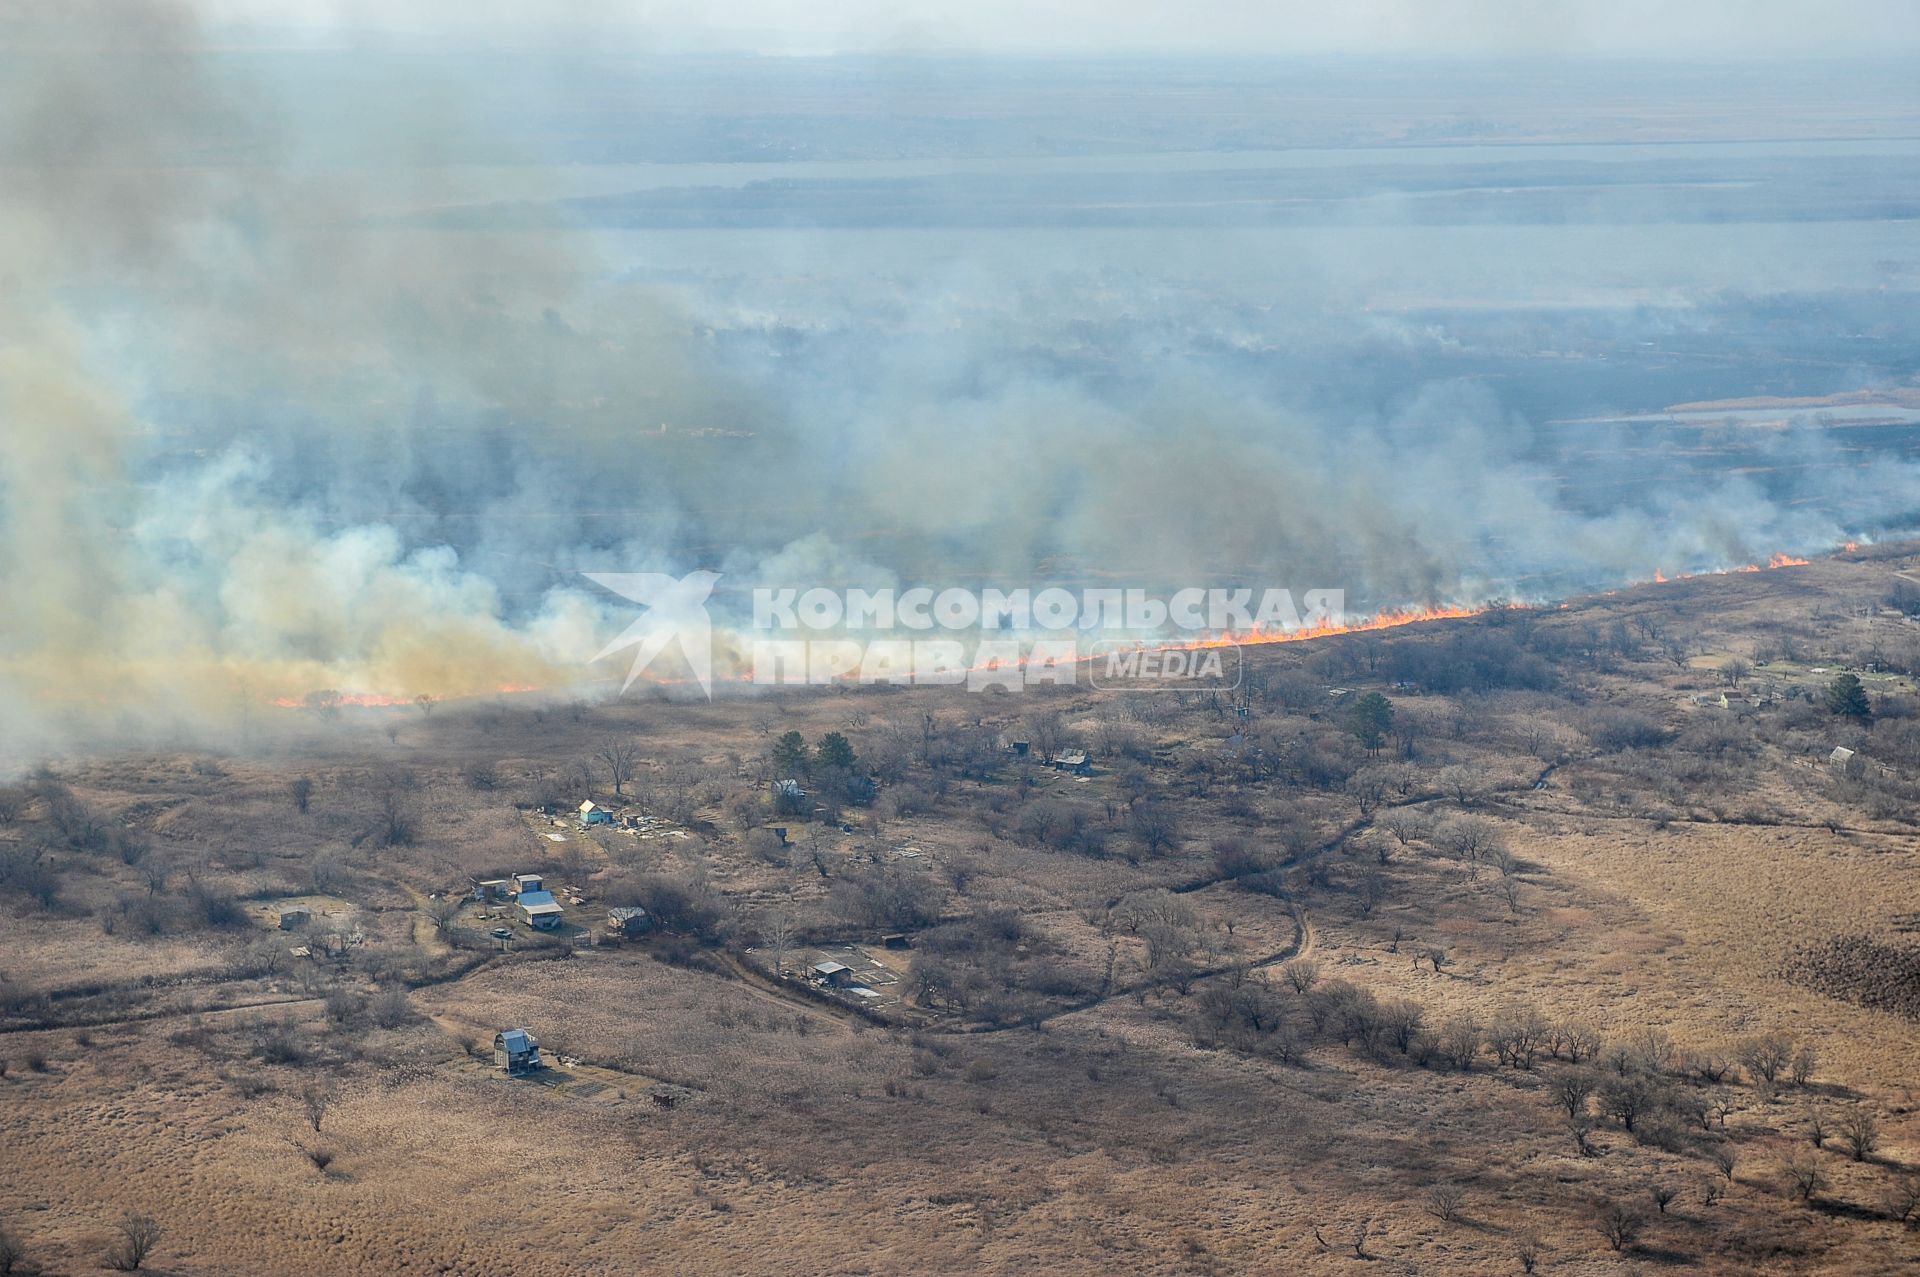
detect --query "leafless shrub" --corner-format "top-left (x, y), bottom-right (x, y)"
top-left (1712, 1144), bottom-right (1738, 1182)
top-left (1596, 1198), bottom-right (1644, 1251)
top-left (1424, 1184), bottom-right (1466, 1223)
top-left (1740, 1032), bottom-right (1795, 1086)
top-left (0, 1218), bottom-right (24, 1277)
top-left (1782, 1153), bottom-right (1823, 1202)
top-left (1551, 1067), bottom-right (1598, 1119)
top-left (301, 1082), bottom-right (335, 1133)
top-left (107, 1213), bottom-right (161, 1271)
top-left (1884, 1175), bottom-right (1920, 1228)
top-left (1279, 958), bottom-right (1319, 994)
top-left (1838, 1102), bottom-right (1880, 1162)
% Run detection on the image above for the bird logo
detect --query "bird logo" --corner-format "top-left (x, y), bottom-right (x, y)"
top-left (584, 570), bottom-right (722, 698)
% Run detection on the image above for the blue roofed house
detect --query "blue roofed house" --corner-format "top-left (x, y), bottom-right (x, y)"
top-left (494, 1028), bottom-right (543, 1074)
top-left (516, 890), bottom-right (565, 930)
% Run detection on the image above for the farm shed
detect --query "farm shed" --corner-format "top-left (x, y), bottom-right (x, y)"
top-left (1048, 749), bottom-right (1092, 775)
top-left (494, 1029), bottom-right (543, 1075)
top-left (811, 960), bottom-right (856, 988)
top-left (516, 890), bottom-right (565, 930)
top-left (579, 800), bottom-right (614, 826)
top-left (511, 873), bottom-right (544, 896)
top-left (276, 907), bottom-right (310, 931)
top-left (608, 905), bottom-right (651, 938)
top-left (475, 879), bottom-right (510, 902)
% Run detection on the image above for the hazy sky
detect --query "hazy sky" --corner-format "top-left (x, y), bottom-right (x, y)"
top-left (184, 0), bottom-right (1920, 57)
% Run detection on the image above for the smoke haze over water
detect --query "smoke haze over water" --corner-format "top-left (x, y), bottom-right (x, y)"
top-left (2, 3), bottom-right (1919, 758)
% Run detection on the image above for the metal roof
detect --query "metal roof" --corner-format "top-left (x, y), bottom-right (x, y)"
top-left (517, 890), bottom-right (562, 910)
top-left (498, 1029), bottom-right (536, 1050)
top-left (608, 906), bottom-right (649, 921)
top-left (812, 960), bottom-right (850, 975)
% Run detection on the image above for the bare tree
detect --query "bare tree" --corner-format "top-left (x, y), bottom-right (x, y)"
top-left (1551, 1068), bottom-right (1599, 1120)
top-left (1740, 1033), bottom-right (1794, 1088)
top-left (1424, 1184), bottom-right (1466, 1223)
top-left (1885, 1175), bottom-right (1920, 1229)
top-left (1436, 765), bottom-right (1487, 808)
top-left (1279, 958), bottom-right (1319, 994)
top-left (108, 1213), bottom-right (162, 1271)
top-left (1712, 1144), bottom-right (1738, 1183)
top-left (375, 786), bottom-right (418, 848)
top-left (597, 738), bottom-right (640, 798)
top-left (287, 777), bottom-right (313, 814)
top-left (1440, 1017), bottom-right (1480, 1071)
top-left (302, 1082), bottom-right (335, 1133)
top-left (1649, 1183), bottom-right (1678, 1215)
top-left (765, 906), bottom-right (796, 979)
top-left (1839, 1103), bottom-right (1880, 1162)
top-left (0, 1218), bottom-right (25, 1277)
top-left (1514, 1233), bottom-right (1543, 1274)
top-left (1597, 1199), bottom-right (1644, 1252)
top-left (1783, 1154), bottom-right (1823, 1202)
top-left (1598, 1075), bottom-right (1655, 1132)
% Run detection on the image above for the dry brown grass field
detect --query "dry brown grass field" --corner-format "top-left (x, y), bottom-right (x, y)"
top-left (4, 548), bottom-right (1920, 1274)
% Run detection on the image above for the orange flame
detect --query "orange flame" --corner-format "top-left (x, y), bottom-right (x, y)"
top-left (1183, 603), bottom-right (1487, 652)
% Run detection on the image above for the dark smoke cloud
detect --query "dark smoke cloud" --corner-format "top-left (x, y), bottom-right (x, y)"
top-left (0, 6), bottom-right (1913, 765)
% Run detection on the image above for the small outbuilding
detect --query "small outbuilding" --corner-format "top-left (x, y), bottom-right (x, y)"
top-left (811, 960), bottom-right (856, 988)
top-left (475, 879), bottom-right (510, 902)
top-left (511, 873), bottom-right (545, 896)
top-left (579, 800), bottom-right (614, 826)
top-left (608, 905), bottom-right (651, 939)
top-left (276, 907), bottom-right (310, 931)
top-left (1048, 749), bottom-right (1092, 775)
top-left (494, 1028), bottom-right (543, 1075)
top-left (516, 890), bottom-right (565, 930)
top-left (1828, 746), bottom-right (1857, 768)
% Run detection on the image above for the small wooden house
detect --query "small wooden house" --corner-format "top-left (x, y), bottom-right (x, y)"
top-left (494, 1028), bottom-right (543, 1075)
top-left (276, 907), bottom-right (310, 931)
top-left (608, 905), bottom-right (651, 939)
